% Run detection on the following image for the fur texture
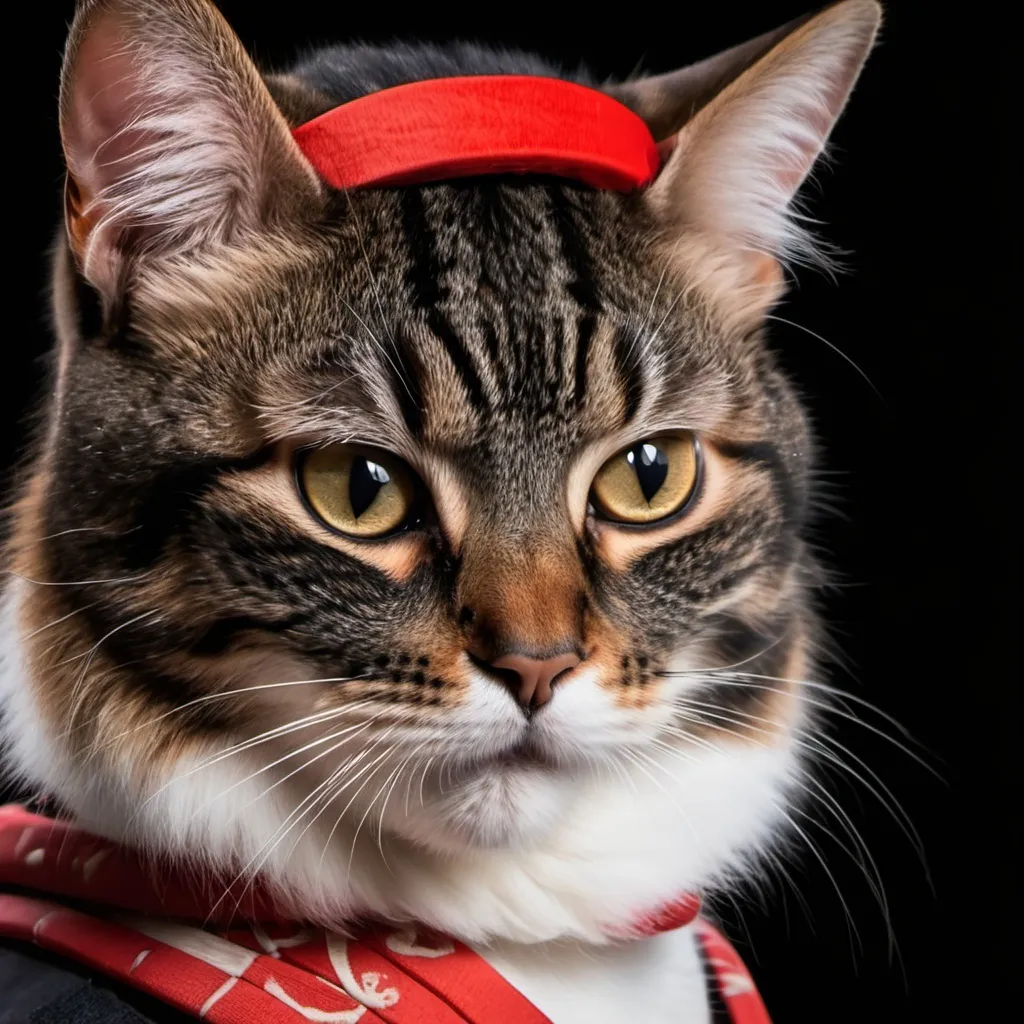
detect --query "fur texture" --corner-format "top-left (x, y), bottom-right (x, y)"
top-left (1, 1), bottom-right (881, 1018)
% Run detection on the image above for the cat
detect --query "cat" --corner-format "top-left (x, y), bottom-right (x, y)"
top-left (0, 0), bottom-right (881, 1020)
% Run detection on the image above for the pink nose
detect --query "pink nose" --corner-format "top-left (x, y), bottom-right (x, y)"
top-left (489, 650), bottom-right (581, 708)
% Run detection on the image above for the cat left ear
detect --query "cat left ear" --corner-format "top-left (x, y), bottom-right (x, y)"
top-left (60, 0), bottom-right (323, 302)
top-left (612, 1), bottom-right (881, 290)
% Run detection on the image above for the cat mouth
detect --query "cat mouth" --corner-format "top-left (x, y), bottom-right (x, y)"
top-left (485, 735), bottom-right (560, 772)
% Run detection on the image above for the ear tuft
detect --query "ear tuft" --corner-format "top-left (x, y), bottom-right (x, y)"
top-left (60, 0), bottom-right (322, 298)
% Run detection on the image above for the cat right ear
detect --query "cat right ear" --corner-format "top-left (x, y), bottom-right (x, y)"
top-left (60, 0), bottom-right (323, 302)
top-left (611, 1), bottom-right (881, 309)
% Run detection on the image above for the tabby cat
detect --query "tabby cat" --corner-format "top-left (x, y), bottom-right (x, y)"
top-left (0, 1), bottom-right (881, 1019)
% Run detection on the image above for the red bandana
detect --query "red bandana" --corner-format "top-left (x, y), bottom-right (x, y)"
top-left (0, 804), bottom-right (770, 1023)
top-left (290, 76), bottom-right (661, 192)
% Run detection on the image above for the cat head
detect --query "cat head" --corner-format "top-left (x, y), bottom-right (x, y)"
top-left (1, 0), bottom-right (880, 942)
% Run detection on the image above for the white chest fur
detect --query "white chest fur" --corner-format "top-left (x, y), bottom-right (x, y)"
top-left (479, 927), bottom-right (711, 1024)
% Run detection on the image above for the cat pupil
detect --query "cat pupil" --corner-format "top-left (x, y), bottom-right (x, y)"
top-left (626, 443), bottom-right (669, 503)
top-left (350, 457), bottom-right (390, 519)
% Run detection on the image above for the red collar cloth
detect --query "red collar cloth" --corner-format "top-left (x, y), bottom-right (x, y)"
top-left (290, 76), bottom-right (662, 192)
top-left (0, 804), bottom-right (770, 1023)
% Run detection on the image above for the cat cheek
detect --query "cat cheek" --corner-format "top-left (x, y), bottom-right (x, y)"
top-left (585, 642), bottom-right (662, 710)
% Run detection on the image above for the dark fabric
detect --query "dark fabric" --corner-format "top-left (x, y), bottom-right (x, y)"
top-left (0, 945), bottom-right (86, 1023)
top-left (699, 935), bottom-right (735, 1024)
top-left (0, 942), bottom-right (189, 1024)
top-left (27, 987), bottom-right (153, 1024)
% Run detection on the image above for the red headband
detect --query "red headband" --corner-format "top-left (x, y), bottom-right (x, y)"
top-left (291, 75), bottom-right (660, 192)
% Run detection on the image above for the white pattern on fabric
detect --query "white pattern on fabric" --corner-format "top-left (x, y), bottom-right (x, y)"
top-left (384, 926), bottom-right (455, 958)
top-left (251, 920), bottom-right (315, 958)
top-left (263, 977), bottom-right (367, 1022)
top-left (128, 949), bottom-right (151, 973)
top-left (720, 972), bottom-right (756, 997)
top-left (198, 977), bottom-right (237, 1019)
top-left (326, 932), bottom-right (401, 1008)
top-left (120, 915), bottom-right (259, 976)
top-left (80, 847), bottom-right (111, 880)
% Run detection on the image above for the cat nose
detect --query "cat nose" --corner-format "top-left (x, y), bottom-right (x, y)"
top-left (488, 649), bottom-right (581, 708)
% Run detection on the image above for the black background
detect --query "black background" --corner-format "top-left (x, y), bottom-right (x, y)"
top-left (7, 2), bottom-right (1017, 1021)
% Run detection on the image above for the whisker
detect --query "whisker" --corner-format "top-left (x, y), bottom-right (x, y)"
top-left (332, 734), bottom-right (404, 876)
top-left (795, 769), bottom-right (895, 952)
top-left (65, 672), bottom-right (373, 745)
top-left (771, 800), bottom-right (863, 957)
top-left (341, 190), bottom-right (410, 396)
top-left (727, 672), bottom-right (925, 747)
top-left (663, 692), bottom-right (927, 932)
top-left (141, 698), bottom-right (378, 797)
top-left (665, 695), bottom-right (927, 862)
top-left (4, 569), bottom-right (152, 587)
top-left (180, 717), bottom-right (379, 832)
top-left (354, 747), bottom-right (414, 874)
top-left (202, 742), bottom-right (369, 926)
top-left (643, 276), bottom-right (690, 356)
top-left (207, 719), bottom-right (401, 923)
top-left (378, 740), bottom-right (431, 866)
top-left (341, 300), bottom-right (414, 407)
top-left (257, 727), bottom-right (403, 888)
top-left (22, 600), bottom-right (102, 641)
top-left (67, 609), bottom-right (161, 729)
top-left (616, 747), bottom-right (698, 841)
top-left (624, 261), bottom-right (670, 362)
top-left (766, 313), bottom-right (883, 401)
top-left (657, 634), bottom-right (788, 680)
top-left (414, 753), bottom-right (435, 813)
top-left (34, 525), bottom-right (142, 543)
top-left (251, 373), bottom-right (357, 419)
top-left (705, 672), bottom-right (938, 776)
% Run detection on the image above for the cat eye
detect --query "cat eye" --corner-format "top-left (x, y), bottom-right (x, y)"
top-left (297, 444), bottom-right (419, 539)
top-left (590, 432), bottom-right (701, 525)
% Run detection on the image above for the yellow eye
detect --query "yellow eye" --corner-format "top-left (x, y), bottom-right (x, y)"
top-left (591, 432), bottom-right (701, 525)
top-left (298, 445), bottom-right (418, 539)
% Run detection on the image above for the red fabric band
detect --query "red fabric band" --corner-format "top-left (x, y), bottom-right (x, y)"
top-left (291, 75), bottom-right (661, 192)
top-left (607, 891), bottom-right (702, 939)
top-left (0, 805), bottom-right (770, 1022)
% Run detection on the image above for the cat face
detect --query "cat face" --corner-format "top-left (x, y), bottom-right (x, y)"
top-left (37, 181), bottom-right (812, 851)
top-left (2, 0), bottom-right (880, 939)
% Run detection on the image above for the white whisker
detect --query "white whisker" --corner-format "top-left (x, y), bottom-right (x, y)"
top-left (4, 569), bottom-right (151, 587)
top-left (766, 313), bottom-right (883, 401)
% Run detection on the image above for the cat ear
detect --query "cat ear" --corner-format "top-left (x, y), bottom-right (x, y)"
top-left (616, 1), bottom-right (881, 280)
top-left (60, 0), bottom-right (323, 299)
top-left (606, 11), bottom-right (822, 141)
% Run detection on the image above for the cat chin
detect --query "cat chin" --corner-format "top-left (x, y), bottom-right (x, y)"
top-left (391, 758), bottom-right (576, 853)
